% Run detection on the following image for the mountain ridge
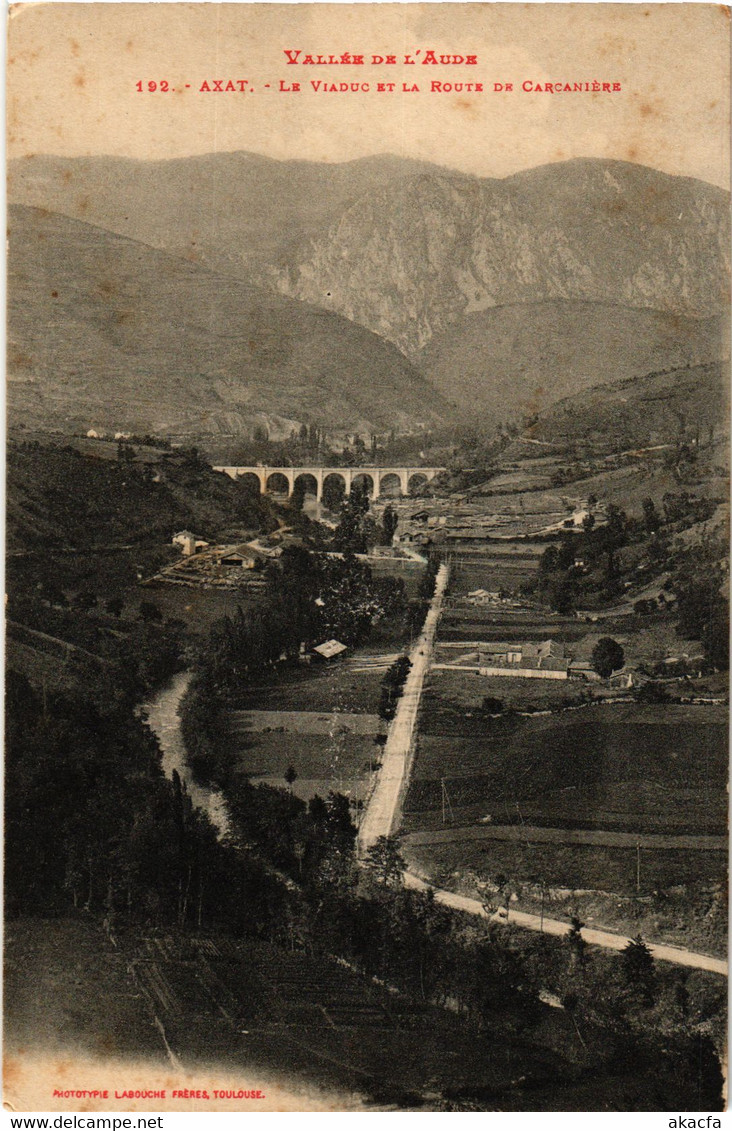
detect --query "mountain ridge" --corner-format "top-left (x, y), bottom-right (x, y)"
top-left (528, 360), bottom-right (729, 452)
top-left (10, 152), bottom-right (729, 360)
top-left (7, 203), bottom-right (451, 439)
top-left (265, 159), bottom-right (729, 356)
top-left (419, 299), bottom-right (728, 421)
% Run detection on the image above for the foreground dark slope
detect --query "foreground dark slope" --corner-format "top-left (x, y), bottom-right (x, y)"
top-left (7, 204), bottom-right (450, 437)
top-left (419, 300), bottom-right (727, 420)
top-left (5, 443), bottom-right (271, 555)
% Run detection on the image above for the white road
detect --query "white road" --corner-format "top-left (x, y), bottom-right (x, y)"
top-left (353, 560), bottom-right (727, 979)
top-left (357, 563), bottom-right (449, 855)
top-left (404, 872), bottom-right (728, 976)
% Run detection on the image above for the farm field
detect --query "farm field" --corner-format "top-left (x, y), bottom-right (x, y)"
top-left (222, 646), bottom-right (406, 799)
top-left (404, 704), bottom-right (727, 837)
top-left (438, 609), bottom-right (586, 645)
top-left (443, 548), bottom-right (545, 597)
top-left (424, 671), bottom-right (590, 714)
top-left (138, 581), bottom-right (261, 632)
top-left (220, 729), bottom-right (380, 803)
top-left (228, 648), bottom-right (398, 714)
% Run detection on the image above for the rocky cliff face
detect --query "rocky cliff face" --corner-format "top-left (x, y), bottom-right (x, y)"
top-left (263, 159), bottom-right (730, 358)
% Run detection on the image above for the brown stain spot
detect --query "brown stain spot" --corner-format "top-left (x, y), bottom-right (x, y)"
top-left (94, 1033), bottom-right (119, 1056)
top-left (70, 39), bottom-right (80, 58)
top-left (454, 97), bottom-right (478, 120)
top-left (125, 40), bottom-right (135, 52)
top-left (61, 169), bottom-right (73, 185)
top-left (2, 1056), bottom-right (22, 1088)
top-left (74, 72), bottom-right (86, 89)
top-left (627, 146), bottom-right (639, 161)
top-left (10, 351), bottom-right (33, 369)
top-left (51, 290), bottom-right (58, 298)
top-left (76, 194), bottom-right (90, 214)
top-left (602, 198), bottom-right (627, 218)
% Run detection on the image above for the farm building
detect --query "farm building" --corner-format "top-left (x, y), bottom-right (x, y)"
top-left (473, 638), bottom-right (603, 681)
top-left (312, 639), bottom-right (348, 662)
top-left (172, 530), bottom-right (209, 556)
top-left (218, 545), bottom-right (263, 570)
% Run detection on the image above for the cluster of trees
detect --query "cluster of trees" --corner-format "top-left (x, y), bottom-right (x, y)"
top-left (379, 656), bottom-right (412, 721)
top-left (229, 423), bottom-right (379, 470)
top-left (331, 484), bottom-right (375, 552)
top-left (228, 421), bottom-right (454, 471)
top-left (328, 486), bottom-right (398, 552)
top-left (5, 670), bottom-right (220, 924)
top-left (669, 543), bottom-right (729, 670)
top-left (534, 503), bottom-right (634, 612)
top-left (33, 586), bottom-right (165, 626)
top-left (406, 553), bottom-right (441, 634)
top-left (180, 547), bottom-right (409, 783)
top-left (532, 494), bottom-right (729, 672)
top-left (591, 637), bottom-right (625, 678)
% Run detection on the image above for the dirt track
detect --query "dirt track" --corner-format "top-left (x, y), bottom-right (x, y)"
top-left (357, 564), bottom-right (449, 854)
top-left (404, 872), bottom-right (728, 976)
top-left (403, 824), bottom-right (727, 852)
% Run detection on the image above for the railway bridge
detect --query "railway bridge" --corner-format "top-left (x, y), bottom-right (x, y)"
top-left (213, 465), bottom-right (445, 502)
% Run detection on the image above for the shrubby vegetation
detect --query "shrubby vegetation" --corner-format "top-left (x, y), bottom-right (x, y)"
top-left (529, 493), bottom-right (728, 671)
top-left (379, 655), bottom-right (412, 721)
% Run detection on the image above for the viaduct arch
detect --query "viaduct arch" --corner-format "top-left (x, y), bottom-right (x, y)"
top-left (213, 465), bottom-right (446, 502)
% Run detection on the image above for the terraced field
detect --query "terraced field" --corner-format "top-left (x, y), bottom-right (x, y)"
top-left (4, 917), bottom-right (587, 1111)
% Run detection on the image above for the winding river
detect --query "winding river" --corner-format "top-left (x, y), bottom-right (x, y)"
top-left (142, 670), bottom-right (231, 837)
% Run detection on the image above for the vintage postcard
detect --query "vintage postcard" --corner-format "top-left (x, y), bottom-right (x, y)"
top-left (4, 1), bottom-right (730, 1114)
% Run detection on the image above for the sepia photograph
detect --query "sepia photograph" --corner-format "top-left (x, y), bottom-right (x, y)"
top-left (3, 2), bottom-right (730, 1113)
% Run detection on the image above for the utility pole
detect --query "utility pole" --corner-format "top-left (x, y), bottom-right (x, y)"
top-left (636, 842), bottom-right (641, 893)
top-left (440, 777), bottom-right (454, 826)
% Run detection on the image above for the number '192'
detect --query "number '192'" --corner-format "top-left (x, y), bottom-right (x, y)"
top-left (136, 81), bottom-right (170, 92)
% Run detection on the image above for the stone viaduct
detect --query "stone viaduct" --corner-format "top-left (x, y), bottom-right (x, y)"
top-left (213, 465), bottom-right (446, 502)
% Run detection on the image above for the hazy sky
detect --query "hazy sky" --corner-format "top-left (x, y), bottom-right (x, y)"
top-left (7, 3), bottom-right (730, 187)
